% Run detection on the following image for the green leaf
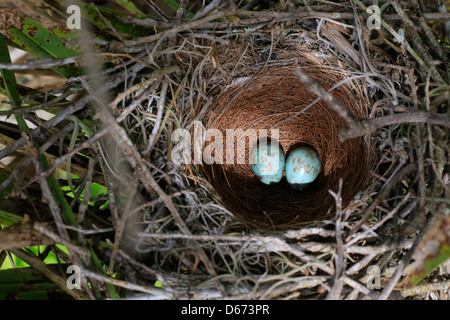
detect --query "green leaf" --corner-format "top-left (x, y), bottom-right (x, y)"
top-left (90, 249), bottom-right (120, 299)
top-left (7, 28), bottom-right (79, 79)
top-left (44, 164), bottom-right (78, 227)
top-left (162, 0), bottom-right (195, 18)
top-left (114, 0), bottom-right (145, 16)
top-left (162, 0), bottom-right (181, 12)
top-left (0, 209), bottom-right (23, 227)
top-left (410, 244), bottom-right (450, 287)
top-left (0, 34), bottom-right (77, 227)
top-left (3, 13), bottom-right (80, 78)
top-left (51, 26), bottom-right (77, 41)
top-left (0, 246), bottom-right (60, 269)
top-left (21, 17), bottom-right (77, 57)
top-left (0, 39), bottom-right (21, 107)
top-left (79, 2), bottom-right (148, 38)
top-left (0, 33), bottom-right (28, 133)
top-left (62, 182), bottom-right (107, 207)
top-left (401, 216), bottom-right (450, 288)
top-left (0, 173), bottom-right (14, 200)
top-left (0, 266), bottom-right (73, 300)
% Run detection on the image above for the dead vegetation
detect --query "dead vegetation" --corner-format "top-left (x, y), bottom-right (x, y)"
top-left (0, 0), bottom-right (449, 300)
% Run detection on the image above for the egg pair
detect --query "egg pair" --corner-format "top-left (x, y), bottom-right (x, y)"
top-left (250, 142), bottom-right (321, 190)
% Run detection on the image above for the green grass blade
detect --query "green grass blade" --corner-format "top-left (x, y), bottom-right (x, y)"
top-left (4, 13), bottom-right (80, 78)
top-left (0, 33), bottom-right (29, 134)
top-left (114, 0), bottom-right (145, 16)
top-left (0, 173), bottom-right (14, 199)
top-left (0, 209), bottom-right (23, 227)
top-left (90, 248), bottom-right (120, 299)
top-left (0, 39), bottom-right (21, 107)
top-left (43, 157), bottom-right (78, 227)
top-left (0, 34), bottom-right (77, 227)
top-left (80, 3), bottom-right (148, 37)
top-left (0, 266), bottom-right (72, 300)
top-left (162, 0), bottom-right (195, 18)
top-left (162, 0), bottom-right (181, 12)
top-left (411, 244), bottom-right (450, 287)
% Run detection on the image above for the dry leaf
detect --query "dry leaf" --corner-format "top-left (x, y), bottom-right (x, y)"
top-left (399, 214), bottom-right (450, 289)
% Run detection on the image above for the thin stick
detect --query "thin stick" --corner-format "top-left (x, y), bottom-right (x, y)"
top-left (326, 178), bottom-right (346, 300)
top-left (140, 232), bottom-right (333, 274)
top-left (81, 269), bottom-right (171, 298)
top-left (33, 223), bottom-right (90, 260)
top-left (28, 145), bottom-right (71, 244)
top-left (390, 0), bottom-right (443, 83)
top-left (23, 126), bottom-right (110, 185)
top-left (293, 68), bottom-right (358, 128)
top-left (378, 217), bottom-right (434, 300)
top-left (345, 193), bottom-right (412, 247)
top-left (339, 111), bottom-right (450, 141)
top-left (143, 79), bottom-right (169, 156)
top-left (401, 281), bottom-right (450, 298)
top-left (347, 164), bottom-right (416, 238)
top-left (342, 276), bottom-right (379, 299)
top-left (192, 0), bottom-right (222, 21)
top-left (118, 9), bottom-right (450, 30)
top-left (0, 56), bottom-right (77, 70)
top-left (143, 0), bottom-right (170, 22)
top-left (285, 228), bottom-right (336, 238)
top-left (0, 95), bottom-right (92, 161)
top-left (0, 225), bottom-right (54, 250)
top-left (11, 248), bottom-right (88, 300)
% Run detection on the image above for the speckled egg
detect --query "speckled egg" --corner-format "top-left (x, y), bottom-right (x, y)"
top-left (250, 142), bottom-right (285, 185)
top-left (286, 147), bottom-right (321, 190)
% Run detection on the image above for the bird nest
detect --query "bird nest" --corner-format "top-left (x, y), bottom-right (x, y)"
top-left (1, 0), bottom-right (449, 301)
top-left (194, 52), bottom-right (371, 230)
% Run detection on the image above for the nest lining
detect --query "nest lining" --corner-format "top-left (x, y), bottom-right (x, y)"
top-left (198, 63), bottom-right (372, 230)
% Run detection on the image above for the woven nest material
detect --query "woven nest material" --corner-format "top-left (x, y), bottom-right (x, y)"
top-left (197, 60), bottom-right (372, 230)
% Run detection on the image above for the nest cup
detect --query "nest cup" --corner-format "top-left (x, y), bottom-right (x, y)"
top-left (198, 62), bottom-right (371, 230)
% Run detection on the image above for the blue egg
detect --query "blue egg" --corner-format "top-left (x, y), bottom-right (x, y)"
top-left (286, 147), bottom-right (321, 190)
top-left (250, 142), bottom-right (285, 185)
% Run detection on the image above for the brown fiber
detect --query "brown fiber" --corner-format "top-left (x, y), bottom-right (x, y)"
top-left (197, 57), bottom-right (371, 230)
